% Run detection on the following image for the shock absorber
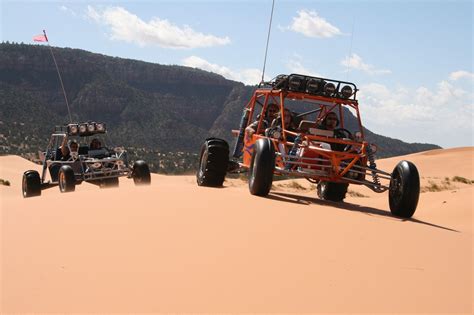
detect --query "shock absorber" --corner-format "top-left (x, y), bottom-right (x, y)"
top-left (232, 108), bottom-right (250, 159)
top-left (366, 144), bottom-right (383, 191)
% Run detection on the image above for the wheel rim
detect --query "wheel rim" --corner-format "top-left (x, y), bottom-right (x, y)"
top-left (252, 152), bottom-right (258, 174)
top-left (250, 153), bottom-right (258, 184)
top-left (317, 182), bottom-right (326, 198)
top-left (199, 150), bottom-right (208, 178)
top-left (390, 170), bottom-right (403, 204)
top-left (59, 172), bottom-right (65, 191)
top-left (22, 175), bottom-right (27, 196)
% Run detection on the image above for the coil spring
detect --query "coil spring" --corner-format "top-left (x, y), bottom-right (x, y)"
top-left (366, 144), bottom-right (382, 189)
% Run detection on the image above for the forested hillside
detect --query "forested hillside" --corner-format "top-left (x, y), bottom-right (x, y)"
top-left (0, 43), bottom-right (440, 173)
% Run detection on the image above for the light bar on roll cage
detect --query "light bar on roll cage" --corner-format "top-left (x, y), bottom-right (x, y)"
top-left (67, 122), bottom-right (107, 136)
top-left (270, 74), bottom-right (358, 100)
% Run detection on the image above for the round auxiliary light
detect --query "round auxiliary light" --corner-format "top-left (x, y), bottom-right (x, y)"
top-left (96, 123), bottom-right (105, 132)
top-left (306, 79), bottom-right (321, 94)
top-left (341, 85), bottom-right (353, 99)
top-left (79, 124), bottom-right (88, 134)
top-left (288, 75), bottom-right (305, 91)
top-left (87, 123), bottom-right (95, 133)
top-left (69, 124), bottom-right (78, 135)
top-left (324, 83), bottom-right (336, 96)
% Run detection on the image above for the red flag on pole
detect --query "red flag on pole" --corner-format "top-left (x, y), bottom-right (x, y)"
top-left (33, 34), bottom-right (48, 42)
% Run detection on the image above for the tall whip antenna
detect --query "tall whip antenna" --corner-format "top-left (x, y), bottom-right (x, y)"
top-left (260, 0), bottom-right (275, 85)
top-left (345, 17), bottom-right (356, 81)
top-left (42, 30), bottom-right (72, 123)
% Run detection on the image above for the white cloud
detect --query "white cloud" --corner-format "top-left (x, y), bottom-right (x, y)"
top-left (86, 6), bottom-right (230, 49)
top-left (60, 5), bottom-right (77, 16)
top-left (288, 10), bottom-right (342, 38)
top-left (358, 79), bottom-right (473, 147)
top-left (182, 56), bottom-right (262, 85)
top-left (449, 70), bottom-right (474, 81)
top-left (341, 53), bottom-right (391, 75)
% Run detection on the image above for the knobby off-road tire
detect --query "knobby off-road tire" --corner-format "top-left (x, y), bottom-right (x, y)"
top-left (317, 181), bottom-right (349, 202)
top-left (249, 138), bottom-right (275, 196)
top-left (197, 138), bottom-right (229, 187)
top-left (389, 160), bottom-right (420, 218)
top-left (22, 170), bottom-right (41, 198)
top-left (132, 160), bottom-right (151, 185)
top-left (58, 165), bottom-right (76, 193)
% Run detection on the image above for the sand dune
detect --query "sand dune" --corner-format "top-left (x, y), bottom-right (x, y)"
top-left (0, 148), bottom-right (472, 313)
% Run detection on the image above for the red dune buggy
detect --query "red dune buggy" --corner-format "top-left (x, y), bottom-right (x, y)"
top-left (197, 74), bottom-right (420, 218)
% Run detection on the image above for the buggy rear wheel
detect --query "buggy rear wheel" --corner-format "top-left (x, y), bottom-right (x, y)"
top-left (22, 170), bottom-right (41, 198)
top-left (249, 138), bottom-right (275, 196)
top-left (132, 160), bottom-right (151, 185)
top-left (196, 138), bottom-right (229, 187)
top-left (317, 181), bottom-right (348, 202)
top-left (389, 160), bottom-right (420, 218)
top-left (58, 165), bottom-right (76, 193)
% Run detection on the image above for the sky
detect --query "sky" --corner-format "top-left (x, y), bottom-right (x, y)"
top-left (1, 0), bottom-right (473, 148)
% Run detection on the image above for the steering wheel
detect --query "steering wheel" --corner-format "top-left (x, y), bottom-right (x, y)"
top-left (265, 126), bottom-right (283, 139)
top-left (334, 128), bottom-right (354, 152)
top-left (334, 128), bottom-right (352, 139)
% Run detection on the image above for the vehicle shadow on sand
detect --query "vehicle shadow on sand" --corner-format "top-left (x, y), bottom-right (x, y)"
top-left (268, 192), bottom-right (459, 233)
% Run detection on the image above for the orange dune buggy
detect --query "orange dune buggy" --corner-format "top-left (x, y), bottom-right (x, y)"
top-left (197, 74), bottom-right (420, 218)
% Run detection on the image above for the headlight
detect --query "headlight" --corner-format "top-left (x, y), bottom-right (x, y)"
top-left (68, 124), bottom-right (78, 135)
top-left (91, 162), bottom-right (102, 169)
top-left (306, 79), bottom-right (323, 94)
top-left (324, 83), bottom-right (336, 96)
top-left (96, 123), bottom-right (106, 133)
top-left (87, 123), bottom-right (95, 133)
top-left (341, 85), bottom-right (353, 98)
top-left (79, 124), bottom-right (88, 134)
top-left (288, 75), bottom-right (305, 92)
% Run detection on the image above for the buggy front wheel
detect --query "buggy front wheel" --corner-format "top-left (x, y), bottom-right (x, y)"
top-left (249, 138), bottom-right (275, 196)
top-left (58, 165), bottom-right (76, 193)
top-left (389, 160), bottom-right (420, 218)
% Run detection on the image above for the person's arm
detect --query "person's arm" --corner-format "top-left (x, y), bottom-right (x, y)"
top-left (245, 121), bottom-right (258, 137)
top-left (60, 137), bottom-right (68, 156)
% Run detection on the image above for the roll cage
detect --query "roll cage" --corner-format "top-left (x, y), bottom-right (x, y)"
top-left (39, 124), bottom-right (131, 186)
top-left (233, 74), bottom-right (390, 192)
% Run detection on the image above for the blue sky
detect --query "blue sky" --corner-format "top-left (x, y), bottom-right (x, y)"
top-left (1, 0), bottom-right (473, 148)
